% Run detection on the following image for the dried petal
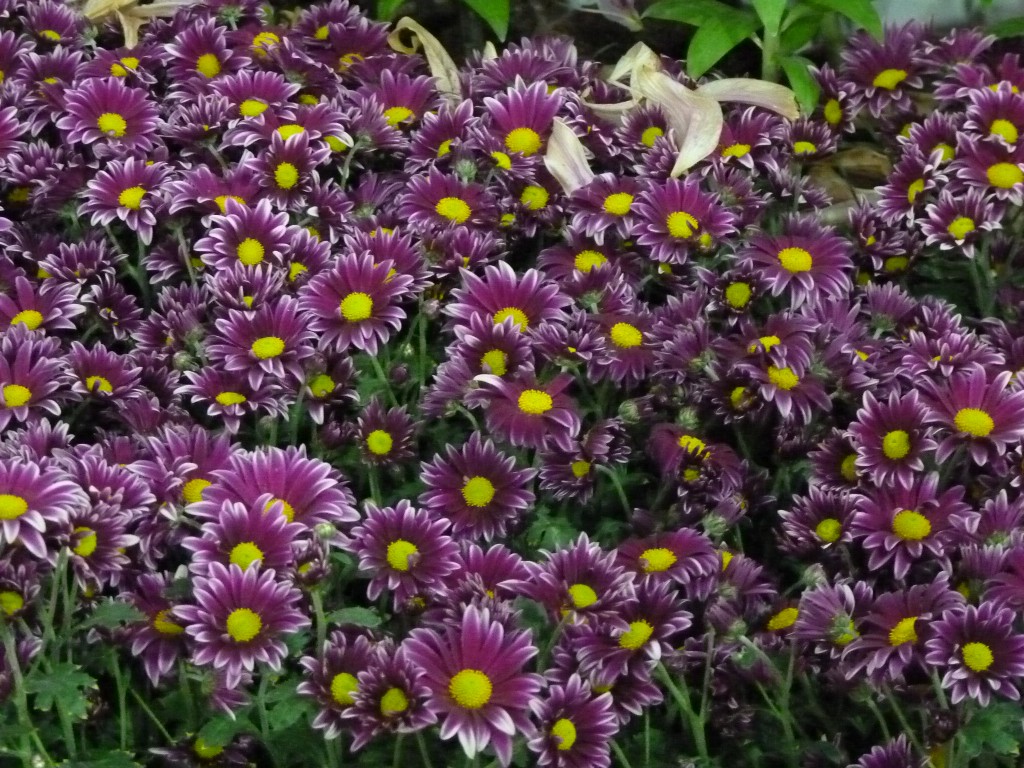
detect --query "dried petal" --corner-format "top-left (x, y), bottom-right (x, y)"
top-left (543, 118), bottom-right (595, 195)
top-left (388, 18), bottom-right (462, 105)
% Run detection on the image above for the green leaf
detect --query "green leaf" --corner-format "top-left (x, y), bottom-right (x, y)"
top-left (375, 0), bottom-right (405, 21)
top-left (76, 599), bottom-right (145, 631)
top-left (197, 716), bottom-right (250, 749)
top-left (268, 687), bottom-right (314, 732)
top-left (325, 606), bottom-right (383, 628)
top-left (643, 0), bottom-right (747, 26)
top-left (751, 0), bottom-right (787, 36)
top-left (959, 702), bottom-right (1024, 759)
top-left (460, 0), bottom-right (510, 41)
top-left (780, 56), bottom-right (821, 116)
top-left (992, 16), bottom-right (1024, 38)
top-left (805, 0), bottom-right (882, 39)
top-left (779, 9), bottom-right (820, 53)
top-left (65, 752), bottom-right (143, 768)
top-left (686, 15), bottom-right (759, 80)
top-left (24, 663), bottom-right (96, 720)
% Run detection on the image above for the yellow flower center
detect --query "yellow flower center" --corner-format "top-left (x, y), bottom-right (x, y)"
top-left (309, 374), bottom-right (335, 398)
top-left (824, 98), bottom-right (842, 125)
top-left (118, 186), bottom-right (146, 210)
top-left (0, 590), bottom-right (24, 615)
top-left (366, 429), bottom-right (394, 456)
top-left (725, 282), bottom-right (752, 308)
top-left (493, 306), bottom-right (529, 330)
top-left (640, 547), bottom-right (677, 572)
top-left (71, 526), bottom-right (96, 557)
top-left (881, 430), bottom-right (911, 460)
top-left (518, 389), bottom-right (553, 414)
top-left (229, 541), bottom-right (264, 569)
top-left (182, 477), bottom-right (211, 504)
top-left (380, 687), bottom-right (409, 715)
top-left (314, 25), bottom-right (330, 40)
top-left (216, 391), bottom-right (247, 406)
top-left (730, 386), bottom-right (748, 409)
top-left (215, 194), bottom-right (245, 212)
top-left (277, 124), bottom-right (305, 140)
top-left (251, 336), bottom-right (285, 359)
top-left (767, 607), bottom-right (799, 631)
top-left (449, 669), bottom-right (492, 709)
top-left (933, 142), bottom-right (954, 163)
top-left (892, 509), bottom-right (931, 541)
top-left (568, 583), bottom-right (598, 608)
top-left (987, 162), bottom-right (1023, 189)
top-left (0, 494), bottom-right (28, 520)
top-left (461, 476), bottom-right (495, 508)
top-left (2, 383), bottom-right (31, 408)
top-left (603, 192), bottom-right (634, 215)
top-left (767, 365), bottom-right (799, 390)
top-left (793, 141), bottom-right (817, 156)
top-left (962, 641), bottom-right (994, 672)
top-left (778, 247), bottom-right (812, 272)
top-left (236, 238), bottom-right (265, 266)
top-left (640, 126), bottom-right (664, 147)
top-left (340, 292), bottom-right (373, 322)
top-left (666, 210), bottom-right (698, 239)
top-left (520, 185), bottom-right (549, 210)
top-left (491, 151), bottom-right (512, 170)
top-left (225, 607), bottom-right (262, 642)
top-left (571, 460), bottom-right (591, 478)
top-left (239, 98), bottom-right (268, 117)
top-left (872, 68), bottom-right (907, 90)
top-left (383, 106), bottom-right (414, 126)
top-left (888, 616), bottom-right (918, 646)
top-left (574, 249), bottom-right (607, 273)
top-left (435, 196), bottom-right (472, 223)
top-left (97, 112), bottom-right (127, 137)
top-left (815, 518), bottom-right (842, 543)
top-left (722, 143), bottom-right (750, 158)
top-left (274, 162), bottom-right (299, 189)
top-left (907, 178), bottom-right (925, 203)
top-left (610, 322), bottom-right (643, 349)
top-left (85, 375), bottom-right (113, 394)
top-left (954, 407), bottom-right (994, 437)
top-left (505, 127), bottom-right (542, 155)
top-left (840, 454), bottom-right (858, 482)
top-left (252, 30), bottom-right (280, 55)
top-left (386, 539), bottom-right (417, 571)
top-left (481, 349), bottom-right (508, 376)
top-left (10, 309), bottom-right (43, 330)
top-left (193, 739), bottom-right (224, 759)
top-left (884, 256), bottom-right (909, 273)
top-left (40, 29), bottom-right (61, 41)
top-left (947, 216), bottom-right (975, 240)
top-left (330, 672), bottom-right (359, 706)
top-left (196, 53), bottom-right (222, 78)
top-left (990, 119), bottom-right (1019, 144)
top-left (289, 262), bottom-right (308, 282)
top-left (749, 335), bottom-right (780, 353)
top-left (619, 620), bottom-right (654, 650)
top-left (551, 718), bottom-right (577, 751)
top-left (677, 434), bottom-right (707, 456)
top-left (263, 497), bottom-right (296, 523)
top-left (437, 139), bottom-right (452, 157)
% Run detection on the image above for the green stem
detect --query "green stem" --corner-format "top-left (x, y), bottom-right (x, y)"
top-left (760, 29), bottom-right (779, 83)
top-left (418, 305), bottom-right (429, 391)
top-left (391, 734), bottom-right (405, 768)
top-left (597, 465), bottom-right (632, 519)
top-left (368, 466), bottom-right (383, 506)
top-left (2, 622), bottom-right (54, 767)
top-left (258, 673), bottom-right (271, 745)
top-left (367, 353), bottom-right (398, 407)
top-left (110, 651), bottom-right (130, 750)
top-left (415, 731), bottom-right (434, 768)
top-left (864, 697), bottom-right (892, 741)
top-left (883, 685), bottom-right (928, 759)
top-left (930, 668), bottom-right (949, 710)
top-left (611, 739), bottom-right (636, 768)
top-left (644, 710), bottom-right (651, 767)
top-left (174, 225), bottom-right (196, 284)
top-left (179, 663), bottom-right (197, 732)
top-left (128, 687), bottom-right (173, 743)
top-left (290, 387), bottom-right (306, 446)
top-left (538, 615), bottom-right (567, 670)
top-left (654, 663), bottom-right (709, 764)
top-left (311, 589), bottom-right (328, 654)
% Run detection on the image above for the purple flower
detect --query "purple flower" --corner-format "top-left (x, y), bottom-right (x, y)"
top-left (616, 529), bottom-right (718, 592)
top-left (126, 573), bottom-right (188, 686)
top-left (183, 500), bottom-right (304, 577)
top-left (847, 390), bottom-right (936, 487)
top-left (298, 631), bottom-right (376, 739)
top-left (920, 188), bottom-right (1002, 258)
top-left (445, 261), bottom-right (571, 333)
top-left (840, 24), bottom-right (925, 117)
top-left (0, 459), bottom-right (85, 558)
top-left (398, 168), bottom-right (497, 230)
top-left (471, 373), bottom-right (581, 452)
top-left (56, 78), bottom-right (159, 153)
top-left (195, 199), bottom-right (294, 271)
top-left (527, 674), bottom-right (619, 768)
top-left (633, 177), bottom-right (736, 264)
top-left (484, 81), bottom-right (563, 158)
top-left (356, 398), bottom-right (417, 467)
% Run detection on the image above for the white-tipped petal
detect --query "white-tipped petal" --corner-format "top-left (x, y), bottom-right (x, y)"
top-left (697, 78), bottom-right (799, 120)
top-left (543, 118), bottom-right (595, 195)
top-left (387, 18), bottom-right (462, 104)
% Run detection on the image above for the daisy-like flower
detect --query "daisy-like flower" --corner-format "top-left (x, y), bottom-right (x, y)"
top-left (849, 473), bottom-right (969, 579)
top-left (177, 368), bottom-right (286, 434)
top-left (471, 373), bottom-right (581, 452)
top-left (356, 399), bottom-right (417, 467)
top-left (298, 631), bottom-right (376, 739)
top-left (252, 133), bottom-right (330, 209)
top-left (569, 174), bottom-right (640, 243)
top-left (298, 252), bottom-right (414, 355)
top-left (616, 529), bottom-right (718, 592)
top-left (876, 148), bottom-right (945, 223)
top-left (0, 327), bottom-right (69, 431)
top-left (921, 366), bottom-right (1024, 466)
top-left (920, 188), bottom-right (1002, 259)
top-left (527, 674), bottom-right (618, 768)
top-left (125, 573), bottom-right (189, 686)
top-left (78, 157), bottom-right (169, 246)
top-left (64, 505), bottom-right (138, 590)
top-left (195, 199), bottom-right (293, 271)
top-left (1, 276), bottom-right (84, 333)
top-left (67, 341), bottom-right (143, 400)
top-left (951, 137), bottom-right (1024, 204)
top-left (175, 562), bottom-right (309, 688)
top-left (350, 499), bottom-right (460, 604)
top-left (445, 261), bottom-right (571, 333)
top-left (56, 78), bottom-right (159, 153)
top-left (925, 601), bottom-right (1024, 705)
top-left (964, 83), bottom-right (1024, 150)
top-left (207, 296), bottom-right (316, 387)
top-left (398, 168), bottom-right (496, 231)
top-left (847, 390), bottom-right (936, 487)
top-left (0, 459), bottom-right (85, 558)
top-left (738, 216), bottom-right (852, 309)
top-left (183, 500), bottom-right (304, 577)
top-left (779, 487), bottom-right (856, 555)
top-left (848, 736), bottom-right (918, 768)
top-left (403, 604), bottom-right (543, 766)
top-left (208, 69), bottom-right (301, 121)
top-left (633, 177), bottom-right (736, 264)
top-left (166, 16), bottom-right (249, 82)
top-left (484, 80), bottom-right (563, 158)
top-left (840, 24), bottom-right (925, 117)
top-left (419, 432), bottom-right (536, 541)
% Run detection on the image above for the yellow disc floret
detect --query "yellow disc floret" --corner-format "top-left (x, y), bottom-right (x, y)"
top-left (962, 641), bottom-right (994, 672)
top-left (640, 547), bottom-right (677, 572)
top-left (461, 476), bottom-right (496, 508)
top-left (0, 494), bottom-right (28, 520)
top-left (954, 407), bottom-right (994, 437)
top-left (225, 607), bottom-right (262, 642)
top-left (517, 389), bottom-right (553, 415)
top-left (340, 292), bottom-right (373, 322)
top-left (888, 616), bottom-right (918, 646)
top-left (551, 718), bottom-right (577, 751)
top-left (331, 672), bottom-right (359, 706)
top-left (892, 509), bottom-right (931, 541)
top-left (505, 127), bottom-right (542, 155)
top-left (619, 620), bottom-right (654, 650)
top-left (229, 541), bottom-right (264, 569)
top-left (386, 539), bottom-right (418, 571)
top-left (666, 211), bottom-right (698, 239)
top-left (778, 247), bottom-right (812, 272)
top-left (97, 112), bottom-right (127, 137)
top-left (366, 429), bottom-right (393, 456)
top-left (609, 322), bottom-right (643, 349)
top-left (882, 430), bottom-right (911, 460)
top-left (118, 186), bottom-right (146, 210)
top-left (435, 196), bottom-right (471, 224)
top-left (449, 669), bottom-right (492, 709)
top-left (251, 336), bottom-right (285, 359)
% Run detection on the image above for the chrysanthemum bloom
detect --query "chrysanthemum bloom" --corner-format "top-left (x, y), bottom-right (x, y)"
top-left (177, 368), bottom-right (286, 434)
top-left (921, 366), bottom-right (1024, 466)
top-left (513, 533), bottom-right (637, 623)
top-left (355, 398), bottom-right (417, 467)
top-left (299, 252), bottom-right (413, 355)
top-left (527, 674), bottom-right (618, 768)
top-left (26, 0), bottom-right (83, 46)
top-left (964, 82), bottom-right (1024, 150)
top-left (633, 177), bottom-right (736, 264)
top-left (471, 373), bottom-right (581, 452)
top-left (126, 573), bottom-right (188, 685)
top-left (1, 276), bottom-right (83, 334)
top-left (404, 604), bottom-right (543, 765)
top-left (342, 644), bottom-right (438, 750)
top-left (778, 487), bottom-right (856, 555)
top-left (67, 341), bottom-right (143, 401)
top-left (840, 24), bottom-right (925, 117)
top-left (740, 357), bottom-right (831, 425)
top-left (398, 168), bottom-right (497, 231)
top-left (175, 562), bottom-right (309, 688)
top-left (784, 117), bottom-right (839, 161)
top-left (195, 199), bottom-right (293, 271)
top-left (445, 261), bottom-right (571, 333)
top-left (844, 579), bottom-right (964, 682)
top-left (616, 529), bottom-right (718, 593)
top-left (484, 80), bottom-right (563, 158)
top-left (208, 69), bottom-right (301, 121)
top-left (951, 137), bottom-right (1024, 204)
top-left (737, 216), bottom-right (852, 308)
top-left (189, 445), bottom-right (358, 529)
top-left (298, 631), bottom-right (376, 739)
top-left (849, 473), bottom-right (969, 579)
top-left (350, 500), bottom-right (460, 604)
top-left (419, 432), bottom-right (536, 541)
top-left (77, 157), bottom-right (169, 246)
top-left (876, 148), bottom-right (945, 224)
top-left (56, 78), bottom-right (159, 154)
top-left (64, 505), bottom-right (138, 590)
top-left (791, 581), bottom-right (873, 660)
top-left (847, 390), bottom-right (936, 487)
top-left (207, 296), bottom-right (316, 388)
top-left (569, 174), bottom-right (640, 243)
top-left (919, 188), bottom-right (1003, 258)
top-left (0, 327), bottom-right (69, 431)
top-left (0, 460), bottom-right (85, 558)
top-left (439, 543), bottom-right (531, 609)
top-left (252, 132), bottom-right (331, 209)
top-left (989, 547), bottom-right (1024, 610)
top-left (848, 736), bottom-right (918, 768)
top-left (587, 308), bottom-right (655, 386)
top-left (183, 500), bottom-right (304, 577)
top-left (925, 601), bottom-right (1024, 705)
top-left (165, 16), bottom-right (249, 82)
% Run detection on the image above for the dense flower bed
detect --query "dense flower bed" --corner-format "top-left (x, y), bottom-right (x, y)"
top-left (2, 1), bottom-right (1024, 767)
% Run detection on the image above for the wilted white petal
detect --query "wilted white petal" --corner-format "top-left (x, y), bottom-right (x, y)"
top-left (634, 69), bottom-right (723, 175)
top-left (481, 41), bottom-right (499, 61)
top-left (697, 78), bottom-right (799, 120)
top-left (543, 118), bottom-right (595, 195)
top-left (128, 0), bottom-right (194, 17)
top-left (608, 41), bottom-right (660, 86)
top-left (82, 0), bottom-right (133, 20)
top-left (387, 18), bottom-right (462, 104)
